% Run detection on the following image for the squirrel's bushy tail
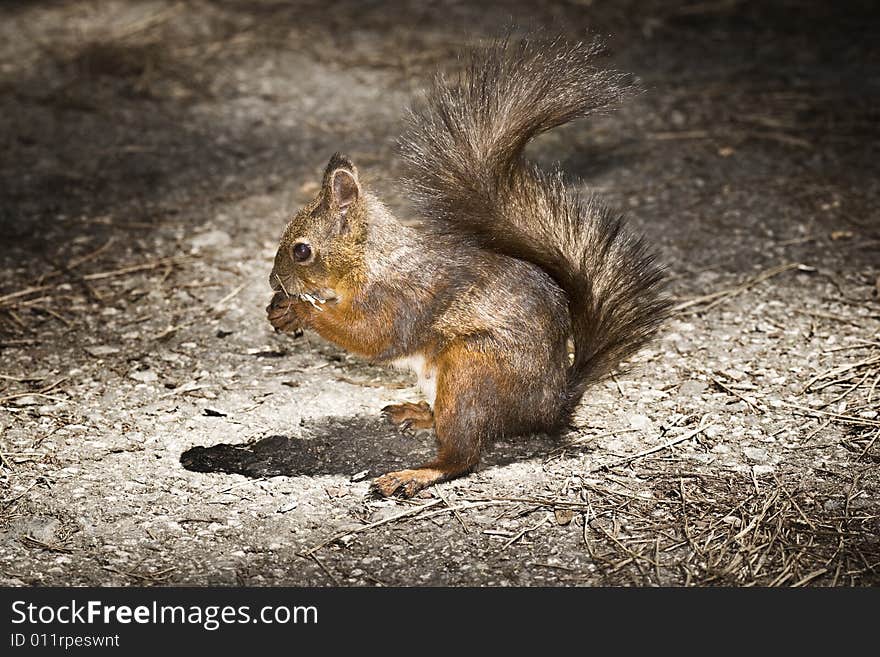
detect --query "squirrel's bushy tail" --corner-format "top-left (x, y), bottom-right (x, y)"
top-left (400, 36), bottom-right (669, 421)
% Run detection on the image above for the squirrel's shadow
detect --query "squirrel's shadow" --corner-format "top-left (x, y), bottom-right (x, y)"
top-left (180, 414), bottom-right (569, 480)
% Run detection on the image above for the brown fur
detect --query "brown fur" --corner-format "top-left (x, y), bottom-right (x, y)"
top-left (267, 36), bottom-right (669, 497)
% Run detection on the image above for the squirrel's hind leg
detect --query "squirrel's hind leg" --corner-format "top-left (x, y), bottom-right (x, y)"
top-left (373, 343), bottom-right (516, 498)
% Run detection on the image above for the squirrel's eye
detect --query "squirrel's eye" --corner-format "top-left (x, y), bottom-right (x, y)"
top-left (292, 242), bottom-right (312, 263)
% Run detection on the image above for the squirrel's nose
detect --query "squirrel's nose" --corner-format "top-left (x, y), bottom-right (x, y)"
top-left (269, 270), bottom-right (282, 291)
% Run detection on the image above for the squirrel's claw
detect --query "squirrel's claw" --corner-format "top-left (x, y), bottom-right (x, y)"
top-left (267, 295), bottom-right (305, 335)
top-left (372, 465), bottom-right (452, 498)
top-left (381, 401), bottom-right (434, 432)
top-left (381, 405), bottom-right (413, 433)
top-left (372, 471), bottom-right (422, 498)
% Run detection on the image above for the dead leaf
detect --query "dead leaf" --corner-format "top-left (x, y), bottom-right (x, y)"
top-left (554, 509), bottom-right (575, 526)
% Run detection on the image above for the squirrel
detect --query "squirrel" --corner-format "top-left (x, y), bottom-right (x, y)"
top-left (266, 37), bottom-right (669, 498)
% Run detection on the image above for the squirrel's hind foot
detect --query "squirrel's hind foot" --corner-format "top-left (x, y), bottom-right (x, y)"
top-left (381, 400), bottom-right (434, 432)
top-left (372, 467), bottom-right (445, 498)
top-left (372, 456), bottom-right (475, 498)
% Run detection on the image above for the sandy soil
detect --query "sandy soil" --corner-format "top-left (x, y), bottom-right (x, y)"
top-left (0, 0), bottom-right (878, 586)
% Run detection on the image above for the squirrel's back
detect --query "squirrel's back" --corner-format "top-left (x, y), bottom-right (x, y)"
top-left (399, 36), bottom-right (669, 420)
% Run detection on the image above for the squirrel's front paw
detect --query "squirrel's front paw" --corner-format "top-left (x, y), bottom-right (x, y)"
top-left (266, 294), bottom-right (304, 335)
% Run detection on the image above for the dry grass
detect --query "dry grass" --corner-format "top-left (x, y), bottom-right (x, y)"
top-left (300, 462), bottom-right (879, 586)
top-left (574, 469), bottom-right (878, 586)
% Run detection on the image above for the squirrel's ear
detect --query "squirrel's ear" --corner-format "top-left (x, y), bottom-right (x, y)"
top-left (322, 152), bottom-right (360, 214)
top-left (331, 168), bottom-right (359, 211)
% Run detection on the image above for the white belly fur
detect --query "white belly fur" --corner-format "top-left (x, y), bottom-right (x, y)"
top-left (391, 355), bottom-right (437, 405)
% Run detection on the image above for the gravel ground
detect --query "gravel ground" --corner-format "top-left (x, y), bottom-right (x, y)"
top-left (1, 0), bottom-right (878, 586)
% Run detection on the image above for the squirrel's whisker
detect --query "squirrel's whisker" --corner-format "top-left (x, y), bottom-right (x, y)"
top-left (274, 273), bottom-right (292, 300)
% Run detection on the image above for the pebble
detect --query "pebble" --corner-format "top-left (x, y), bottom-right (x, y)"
top-left (11, 395), bottom-right (41, 407)
top-left (742, 446), bottom-right (769, 463)
top-left (85, 345), bottom-right (121, 357)
top-left (628, 414), bottom-right (654, 431)
top-left (678, 379), bottom-right (708, 396)
top-left (0, 578), bottom-right (26, 587)
top-left (129, 370), bottom-right (159, 383)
